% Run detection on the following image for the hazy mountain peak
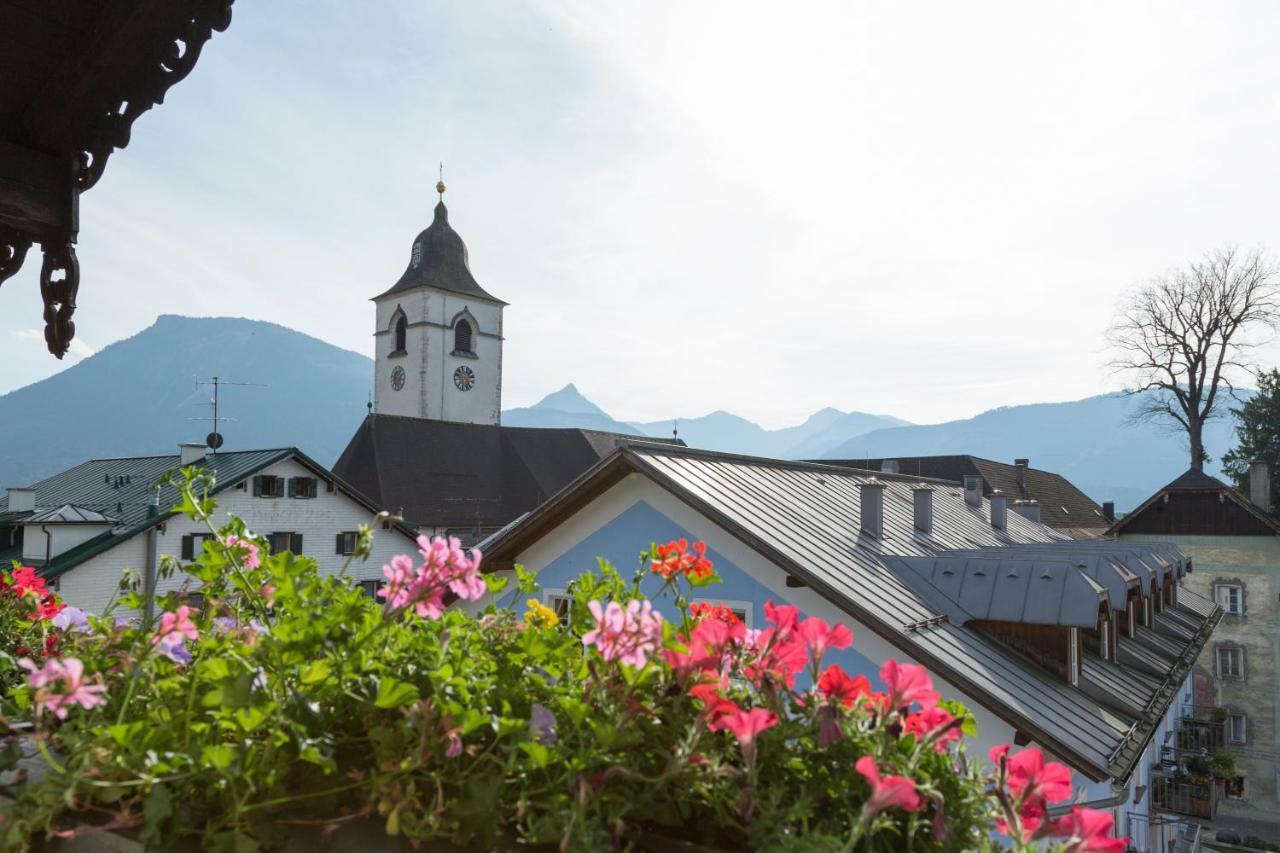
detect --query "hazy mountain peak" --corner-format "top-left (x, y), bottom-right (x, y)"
top-left (532, 383), bottom-right (608, 416)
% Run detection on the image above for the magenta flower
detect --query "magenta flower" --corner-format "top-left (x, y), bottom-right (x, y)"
top-left (1051, 806), bottom-right (1126, 852)
top-left (856, 755), bottom-right (924, 818)
top-left (718, 706), bottom-right (777, 767)
top-left (222, 534), bottom-right (261, 569)
top-left (582, 599), bottom-right (663, 668)
top-left (880, 659), bottom-right (939, 711)
top-left (20, 657), bottom-right (108, 720)
top-left (763, 601), bottom-right (800, 639)
top-left (797, 615), bottom-right (853, 668)
top-left (152, 605), bottom-right (198, 645)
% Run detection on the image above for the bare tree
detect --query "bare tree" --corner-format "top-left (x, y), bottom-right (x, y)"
top-left (1109, 245), bottom-right (1280, 471)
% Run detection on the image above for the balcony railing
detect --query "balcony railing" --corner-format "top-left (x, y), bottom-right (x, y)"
top-left (1175, 717), bottom-right (1224, 753)
top-left (1151, 771), bottom-right (1217, 820)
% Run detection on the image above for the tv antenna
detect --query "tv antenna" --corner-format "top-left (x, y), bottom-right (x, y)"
top-left (191, 376), bottom-right (267, 454)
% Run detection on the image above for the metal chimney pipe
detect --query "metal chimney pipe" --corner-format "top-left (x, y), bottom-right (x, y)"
top-left (1014, 458), bottom-right (1029, 493)
top-left (912, 488), bottom-right (933, 534)
top-left (1250, 461), bottom-right (1271, 513)
top-left (990, 491), bottom-right (1008, 531)
top-left (6, 486), bottom-right (35, 512)
top-left (860, 482), bottom-right (885, 539)
top-left (1011, 499), bottom-right (1040, 524)
top-left (1102, 501), bottom-right (1116, 523)
top-left (963, 474), bottom-right (983, 507)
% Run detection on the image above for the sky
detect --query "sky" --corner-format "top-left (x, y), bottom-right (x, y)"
top-left (4, 1), bottom-right (1280, 428)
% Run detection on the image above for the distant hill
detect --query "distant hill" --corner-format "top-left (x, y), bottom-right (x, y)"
top-left (820, 392), bottom-right (1244, 511)
top-left (632, 407), bottom-right (910, 457)
top-left (0, 315), bottom-right (373, 488)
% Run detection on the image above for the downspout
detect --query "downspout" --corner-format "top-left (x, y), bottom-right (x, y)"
top-left (143, 489), bottom-right (160, 627)
top-left (42, 524), bottom-right (52, 567)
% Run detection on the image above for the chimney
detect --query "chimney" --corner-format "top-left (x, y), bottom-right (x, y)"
top-left (882, 459), bottom-right (899, 474)
top-left (1102, 501), bottom-right (1116, 523)
top-left (1014, 459), bottom-right (1029, 493)
top-left (179, 443), bottom-right (207, 466)
top-left (963, 474), bottom-right (983, 507)
top-left (990, 491), bottom-right (1008, 531)
top-left (860, 482), bottom-right (885, 538)
top-left (913, 488), bottom-right (934, 534)
top-left (1011, 499), bottom-right (1040, 523)
top-left (1249, 461), bottom-right (1271, 513)
top-left (6, 487), bottom-right (35, 512)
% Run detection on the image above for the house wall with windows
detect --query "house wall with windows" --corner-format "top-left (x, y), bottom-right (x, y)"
top-left (53, 457), bottom-right (417, 614)
top-left (495, 471), bottom-right (1187, 834)
top-left (1122, 532), bottom-right (1280, 814)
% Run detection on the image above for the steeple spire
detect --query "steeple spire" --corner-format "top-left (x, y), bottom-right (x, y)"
top-left (436, 162), bottom-right (445, 201)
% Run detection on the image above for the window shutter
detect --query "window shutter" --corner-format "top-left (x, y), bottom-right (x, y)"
top-left (275, 476), bottom-right (286, 497)
top-left (309, 477), bottom-right (318, 498)
top-left (181, 534), bottom-right (194, 560)
top-left (287, 477), bottom-right (297, 498)
top-left (292, 533), bottom-right (303, 555)
top-left (252, 476), bottom-right (263, 497)
top-left (336, 533), bottom-right (346, 554)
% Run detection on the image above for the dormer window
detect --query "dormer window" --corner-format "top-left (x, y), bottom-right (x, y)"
top-left (411, 243), bottom-right (422, 268)
top-left (454, 318), bottom-right (473, 355)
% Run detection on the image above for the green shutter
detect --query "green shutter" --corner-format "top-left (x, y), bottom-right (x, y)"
top-left (252, 476), bottom-right (262, 497)
top-left (292, 533), bottom-right (303, 555)
top-left (287, 477), bottom-right (298, 498)
top-left (276, 477), bottom-right (286, 497)
top-left (181, 534), bottom-right (194, 560)
top-left (309, 478), bottom-right (319, 498)
top-left (336, 533), bottom-right (346, 554)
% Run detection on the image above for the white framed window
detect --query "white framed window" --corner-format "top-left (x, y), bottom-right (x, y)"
top-left (269, 531), bottom-right (303, 555)
top-left (336, 531), bottom-right (358, 556)
top-left (692, 598), bottom-right (754, 630)
top-left (541, 588), bottom-right (573, 621)
top-left (1228, 713), bottom-right (1247, 745)
top-left (1217, 645), bottom-right (1245, 680)
top-left (1214, 583), bottom-right (1243, 615)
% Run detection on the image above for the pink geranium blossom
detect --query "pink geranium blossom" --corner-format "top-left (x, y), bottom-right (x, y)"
top-left (856, 755), bottom-right (924, 818)
top-left (152, 605), bottom-right (198, 645)
top-left (19, 657), bottom-right (108, 720)
top-left (221, 535), bottom-right (261, 569)
top-left (880, 659), bottom-right (939, 711)
top-left (582, 599), bottom-right (663, 667)
top-left (378, 537), bottom-right (486, 620)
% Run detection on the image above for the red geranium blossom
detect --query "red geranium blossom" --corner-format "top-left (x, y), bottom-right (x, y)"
top-left (816, 664), bottom-right (873, 708)
top-left (650, 539), bottom-right (714, 581)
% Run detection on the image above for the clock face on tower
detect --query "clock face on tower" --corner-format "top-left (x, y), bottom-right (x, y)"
top-left (453, 365), bottom-right (475, 392)
top-left (390, 366), bottom-right (405, 391)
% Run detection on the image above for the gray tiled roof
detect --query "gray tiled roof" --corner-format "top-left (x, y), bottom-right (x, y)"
top-left (484, 442), bottom-right (1220, 784)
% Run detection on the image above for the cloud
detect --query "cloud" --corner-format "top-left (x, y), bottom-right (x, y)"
top-left (14, 329), bottom-right (95, 360)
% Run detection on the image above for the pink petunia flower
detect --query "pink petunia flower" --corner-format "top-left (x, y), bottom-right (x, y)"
top-left (717, 706), bottom-right (777, 767)
top-left (1052, 807), bottom-right (1126, 852)
top-left (904, 705), bottom-right (961, 752)
top-left (797, 616), bottom-right (853, 668)
top-left (763, 601), bottom-right (800, 639)
top-left (880, 659), bottom-right (939, 711)
top-left (856, 755), bottom-right (924, 818)
top-left (1006, 747), bottom-right (1073, 804)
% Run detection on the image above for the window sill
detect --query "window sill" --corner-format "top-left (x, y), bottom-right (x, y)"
top-left (451, 349), bottom-right (478, 359)
top-left (387, 350), bottom-right (407, 359)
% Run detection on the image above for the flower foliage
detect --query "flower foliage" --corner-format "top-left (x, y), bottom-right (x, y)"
top-left (0, 468), bottom-right (1126, 852)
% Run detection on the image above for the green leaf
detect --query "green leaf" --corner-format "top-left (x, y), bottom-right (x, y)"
top-left (140, 784), bottom-right (173, 848)
top-left (374, 676), bottom-right (419, 709)
top-left (519, 742), bottom-right (551, 768)
top-left (234, 706), bottom-right (269, 732)
top-left (300, 660), bottom-right (331, 685)
top-left (202, 744), bottom-right (236, 771)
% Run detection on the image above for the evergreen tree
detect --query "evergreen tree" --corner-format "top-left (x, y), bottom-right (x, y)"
top-left (1222, 368), bottom-right (1280, 507)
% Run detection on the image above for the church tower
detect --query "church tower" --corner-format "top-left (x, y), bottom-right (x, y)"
top-left (372, 180), bottom-right (505, 424)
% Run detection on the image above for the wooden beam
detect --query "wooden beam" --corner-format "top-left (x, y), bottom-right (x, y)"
top-left (0, 139), bottom-right (76, 240)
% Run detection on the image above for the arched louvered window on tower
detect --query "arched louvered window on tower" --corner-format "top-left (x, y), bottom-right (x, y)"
top-left (454, 319), bottom-right (473, 355)
top-left (393, 314), bottom-right (407, 355)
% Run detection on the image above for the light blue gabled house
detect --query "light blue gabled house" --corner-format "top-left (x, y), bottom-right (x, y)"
top-left (479, 441), bottom-right (1221, 848)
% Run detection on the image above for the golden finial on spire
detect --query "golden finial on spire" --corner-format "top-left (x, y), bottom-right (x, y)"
top-left (436, 162), bottom-right (445, 199)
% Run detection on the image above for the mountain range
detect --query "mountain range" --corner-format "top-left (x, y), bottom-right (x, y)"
top-left (0, 315), bottom-right (1245, 510)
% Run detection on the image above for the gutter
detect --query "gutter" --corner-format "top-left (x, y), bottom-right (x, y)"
top-left (143, 490), bottom-right (160, 627)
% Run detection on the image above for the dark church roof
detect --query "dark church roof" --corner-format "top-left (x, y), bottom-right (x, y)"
top-left (1109, 467), bottom-right (1280, 537)
top-left (332, 415), bottom-right (679, 531)
top-left (819, 455), bottom-right (1107, 535)
top-left (376, 201), bottom-right (505, 304)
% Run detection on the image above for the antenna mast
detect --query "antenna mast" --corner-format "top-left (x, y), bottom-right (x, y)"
top-left (192, 376), bottom-right (267, 454)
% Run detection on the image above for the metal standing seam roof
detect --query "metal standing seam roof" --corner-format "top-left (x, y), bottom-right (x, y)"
top-left (959, 548), bottom-right (1138, 612)
top-left (23, 505), bottom-right (119, 525)
top-left (886, 556), bottom-right (1108, 629)
top-left (0, 448), bottom-right (411, 578)
top-left (483, 442), bottom-right (1221, 783)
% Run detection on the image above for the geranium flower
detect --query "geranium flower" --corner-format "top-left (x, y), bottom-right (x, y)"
top-left (744, 626), bottom-right (808, 689)
top-left (221, 535), bottom-right (261, 569)
top-left (880, 659), bottom-right (939, 711)
top-left (856, 755), bottom-right (924, 818)
top-left (31, 595), bottom-right (65, 621)
top-left (1052, 807), bottom-right (1126, 852)
top-left (666, 616), bottom-right (737, 685)
top-left (152, 605), bottom-right (198, 645)
top-left (689, 601), bottom-right (741, 626)
top-left (20, 657), bottom-right (107, 720)
top-left (798, 616), bottom-right (852, 668)
top-left (582, 599), bottom-right (663, 668)
top-left (650, 539), bottom-right (714, 581)
top-left (717, 706), bottom-right (777, 767)
top-left (690, 683), bottom-right (739, 730)
top-left (379, 537), bottom-right (486, 619)
top-left (10, 566), bottom-right (50, 598)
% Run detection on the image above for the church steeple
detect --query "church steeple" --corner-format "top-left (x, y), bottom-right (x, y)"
top-left (371, 180), bottom-right (506, 426)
